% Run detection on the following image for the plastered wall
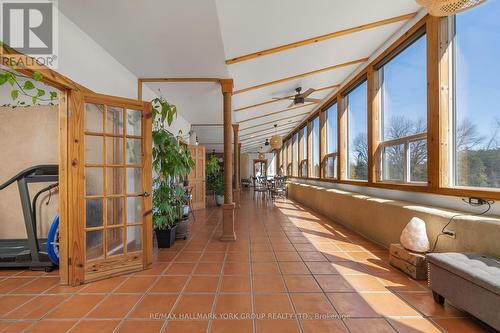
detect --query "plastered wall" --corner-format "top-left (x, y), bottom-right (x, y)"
top-left (288, 182), bottom-right (500, 257)
top-left (0, 106), bottom-right (59, 239)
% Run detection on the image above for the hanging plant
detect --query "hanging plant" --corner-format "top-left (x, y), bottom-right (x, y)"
top-left (0, 69), bottom-right (58, 107)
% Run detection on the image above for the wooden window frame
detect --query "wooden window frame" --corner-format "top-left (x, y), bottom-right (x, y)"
top-left (310, 115), bottom-right (320, 178)
top-left (293, 132), bottom-right (299, 177)
top-left (322, 100), bottom-right (339, 179)
top-left (286, 138), bottom-right (293, 176)
top-left (374, 28), bottom-right (428, 185)
top-left (280, 14), bottom-right (500, 200)
top-left (343, 75), bottom-right (369, 182)
top-left (298, 125), bottom-right (308, 178)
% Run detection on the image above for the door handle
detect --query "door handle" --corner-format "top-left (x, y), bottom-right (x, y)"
top-left (138, 191), bottom-right (150, 197)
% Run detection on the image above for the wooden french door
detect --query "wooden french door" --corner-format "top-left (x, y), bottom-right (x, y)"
top-left (188, 145), bottom-right (205, 210)
top-left (68, 91), bottom-right (152, 285)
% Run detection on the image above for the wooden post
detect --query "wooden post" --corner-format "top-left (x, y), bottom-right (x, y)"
top-left (238, 143), bottom-right (242, 182)
top-left (233, 124), bottom-right (241, 208)
top-left (220, 79), bottom-right (236, 241)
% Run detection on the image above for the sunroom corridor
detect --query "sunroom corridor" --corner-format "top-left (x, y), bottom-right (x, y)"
top-left (0, 191), bottom-right (492, 333)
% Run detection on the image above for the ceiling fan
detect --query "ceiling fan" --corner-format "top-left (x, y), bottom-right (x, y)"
top-left (273, 87), bottom-right (322, 108)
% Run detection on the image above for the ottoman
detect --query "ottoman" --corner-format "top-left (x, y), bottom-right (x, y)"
top-left (427, 253), bottom-right (500, 331)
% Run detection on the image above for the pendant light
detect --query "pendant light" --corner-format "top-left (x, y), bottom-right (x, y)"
top-left (270, 124), bottom-right (283, 150)
top-left (258, 146), bottom-right (265, 160)
top-left (416, 0), bottom-right (486, 16)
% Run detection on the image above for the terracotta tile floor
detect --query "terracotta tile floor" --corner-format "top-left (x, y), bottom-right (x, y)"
top-left (0, 191), bottom-right (495, 332)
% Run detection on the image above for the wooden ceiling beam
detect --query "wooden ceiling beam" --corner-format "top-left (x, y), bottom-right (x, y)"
top-left (139, 78), bottom-right (221, 83)
top-left (233, 84), bottom-right (339, 112)
top-left (233, 58), bottom-right (369, 95)
top-left (191, 123), bottom-right (224, 127)
top-left (225, 13), bottom-right (417, 65)
top-left (237, 103), bottom-right (315, 124)
top-left (241, 127), bottom-right (292, 144)
top-left (240, 112), bottom-right (309, 132)
top-left (240, 123), bottom-right (299, 140)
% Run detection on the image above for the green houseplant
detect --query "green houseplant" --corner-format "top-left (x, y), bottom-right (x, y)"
top-left (151, 95), bottom-right (194, 247)
top-left (213, 172), bottom-right (225, 206)
top-left (205, 155), bottom-right (224, 206)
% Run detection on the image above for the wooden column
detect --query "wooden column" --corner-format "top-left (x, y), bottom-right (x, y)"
top-left (238, 143), bottom-right (242, 182)
top-left (220, 79), bottom-right (236, 241)
top-left (233, 124), bottom-right (241, 208)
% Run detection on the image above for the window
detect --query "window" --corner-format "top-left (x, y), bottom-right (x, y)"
top-left (278, 148), bottom-right (283, 176)
top-left (453, 1), bottom-right (500, 189)
top-left (299, 126), bottom-right (308, 177)
top-left (378, 31), bottom-right (427, 183)
top-left (345, 80), bottom-right (368, 180)
top-left (311, 117), bottom-right (320, 177)
top-left (287, 139), bottom-right (292, 176)
top-left (282, 141), bottom-right (286, 176)
top-left (293, 132), bottom-right (299, 177)
top-left (324, 102), bottom-right (338, 178)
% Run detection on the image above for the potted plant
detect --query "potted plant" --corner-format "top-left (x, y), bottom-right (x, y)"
top-left (152, 178), bottom-right (179, 248)
top-left (206, 155), bottom-right (224, 206)
top-left (151, 94), bottom-right (194, 247)
top-left (214, 172), bottom-right (224, 206)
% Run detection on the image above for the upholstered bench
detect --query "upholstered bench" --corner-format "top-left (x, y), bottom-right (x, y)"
top-left (427, 253), bottom-right (500, 331)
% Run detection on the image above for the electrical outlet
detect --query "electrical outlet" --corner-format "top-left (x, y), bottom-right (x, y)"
top-left (443, 229), bottom-right (456, 239)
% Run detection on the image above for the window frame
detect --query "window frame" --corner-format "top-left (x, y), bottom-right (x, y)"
top-left (343, 77), bottom-right (369, 182)
top-left (375, 28), bottom-right (428, 185)
top-left (293, 132), bottom-right (299, 177)
top-left (310, 115), bottom-right (320, 178)
top-left (279, 14), bottom-right (500, 200)
top-left (299, 125), bottom-right (308, 178)
top-left (322, 100), bottom-right (339, 179)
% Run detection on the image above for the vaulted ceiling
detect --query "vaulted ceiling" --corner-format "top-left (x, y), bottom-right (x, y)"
top-left (59, 0), bottom-right (422, 153)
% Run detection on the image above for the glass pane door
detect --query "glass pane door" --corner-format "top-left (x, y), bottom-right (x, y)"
top-left (80, 94), bottom-right (150, 283)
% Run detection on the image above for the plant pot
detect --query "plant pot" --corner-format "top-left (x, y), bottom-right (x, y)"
top-left (155, 225), bottom-right (177, 248)
top-left (175, 216), bottom-right (189, 240)
top-left (215, 194), bottom-right (224, 206)
top-left (182, 205), bottom-right (189, 217)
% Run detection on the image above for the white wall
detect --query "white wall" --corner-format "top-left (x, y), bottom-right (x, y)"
top-left (1, 9), bottom-right (191, 135)
top-left (56, 10), bottom-right (191, 135)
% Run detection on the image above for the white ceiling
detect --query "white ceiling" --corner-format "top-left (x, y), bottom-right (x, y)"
top-left (59, 0), bottom-right (422, 152)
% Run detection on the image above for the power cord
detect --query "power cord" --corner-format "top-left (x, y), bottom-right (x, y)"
top-left (431, 197), bottom-right (494, 252)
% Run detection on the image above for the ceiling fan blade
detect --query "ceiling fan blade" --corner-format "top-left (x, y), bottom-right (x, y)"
top-left (301, 88), bottom-right (315, 98)
top-left (303, 98), bottom-right (322, 103)
top-left (287, 101), bottom-right (295, 108)
top-left (272, 96), bottom-right (294, 101)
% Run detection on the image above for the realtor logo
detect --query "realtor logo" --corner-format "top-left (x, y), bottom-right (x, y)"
top-left (1, 0), bottom-right (58, 68)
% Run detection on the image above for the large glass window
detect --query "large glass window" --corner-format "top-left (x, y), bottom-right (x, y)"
top-left (293, 132), bottom-right (299, 177)
top-left (345, 80), bottom-right (368, 180)
top-left (279, 148), bottom-right (284, 176)
top-left (324, 102), bottom-right (338, 178)
top-left (378, 31), bottom-right (427, 183)
top-left (299, 126), bottom-right (308, 177)
top-left (453, 1), bottom-right (500, 189)
top-left (311, 117), bottom-right (320, 177)
top-left (287, 139), bottom-right (292, 176)
top-left (281, 145), bottom-right (286, 176)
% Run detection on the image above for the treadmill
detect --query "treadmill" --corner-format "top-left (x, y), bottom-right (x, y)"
top-left (0, 165), bottom-right (58, 271)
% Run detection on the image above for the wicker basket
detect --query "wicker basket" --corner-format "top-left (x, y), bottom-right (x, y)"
top-left (417, 0), bottom-right (486, 16)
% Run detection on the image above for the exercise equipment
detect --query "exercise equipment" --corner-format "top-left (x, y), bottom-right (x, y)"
top-left (46, 214), bottom-right (59, 265)
top-left (0, 165), bottom-right (59, 271)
